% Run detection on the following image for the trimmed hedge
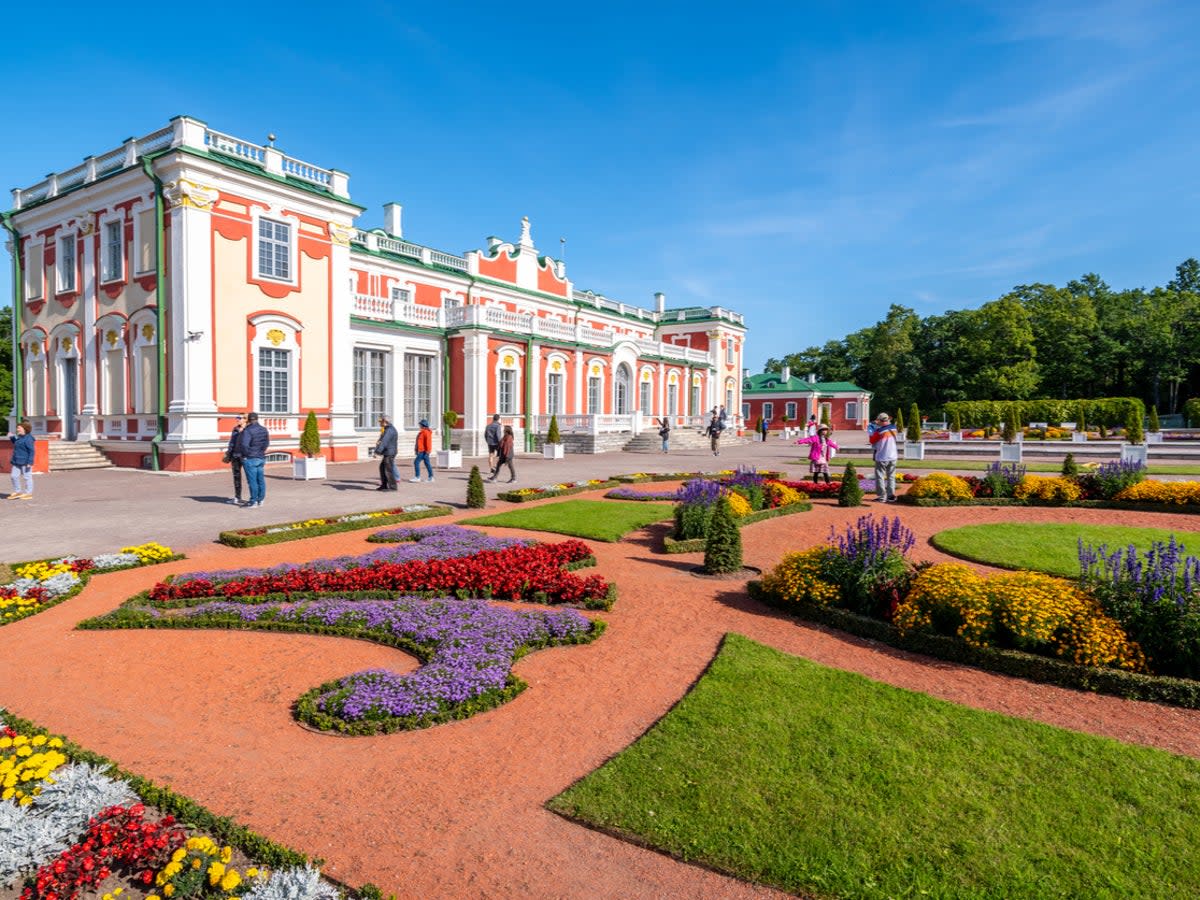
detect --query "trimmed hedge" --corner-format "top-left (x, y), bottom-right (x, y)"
top-left (219, 505), bottom-right (452, 547)
top-left (1186, 398), bottom-right (1200, 428)
top-left (945, 397), bottom-right (1144, 429)
top-left (496, 480), bottom-right (620, 502)
top-left (0, 708), bottom-right (317, 870)
top-left (901, 496), bottom-right (1200, 515)
top-left (663, 501), bottom-right (813, 554)
top-left (746, 581), bottom-right (1200, 710)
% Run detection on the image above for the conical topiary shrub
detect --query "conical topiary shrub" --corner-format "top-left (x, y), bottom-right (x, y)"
top-left (1149, 405), bottom-right (1161, 434)
top-left (1077, 402), bottom-right (1088, 434)
top-left (299, 411), bottom-right (321, 458)
top-left (466, 465), bottom-right (486, 508)
top-left (547, 414), bottom-right (561, 445)
top-left (951, 409), bottom-right (962, 433)
top-left (838, 461), bottom-right (863, 507)
top-left (1002, 405), bottom-right (1018, 443)
top-left (907, 404), bottom-right (922, 442)
top-left (703, 495), bottom-right (743, 574)
top-left (1062, 453), bottom-right (1079, 477)
top-left (1125, 407), bottom-right (1144, 445)
top-left (895, 407), bottom-right (905, 434)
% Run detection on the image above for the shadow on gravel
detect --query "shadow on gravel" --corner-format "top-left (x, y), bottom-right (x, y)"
top-left (184, 495), bottom-right (242, 504)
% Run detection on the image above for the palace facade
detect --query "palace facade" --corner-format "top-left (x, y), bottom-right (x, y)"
top-left (2, 116), bottom-right (747, 470)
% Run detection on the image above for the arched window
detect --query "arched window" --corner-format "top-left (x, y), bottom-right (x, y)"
top-left (614, 363), bottom-right (632, 415)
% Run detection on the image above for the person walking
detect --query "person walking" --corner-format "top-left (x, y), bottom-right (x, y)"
top-left (489, 425), bottom-right (516, 482)
top-left (868, 412), bottom-right (898, 502)
top-left (658, 417), bottom-right (671, 453)
top-left (236, 412), bottom-right (270, 508)
top-left (484, 414), bottom-right (502, 470)
top-left (706, 412), bottom-right (722, 456)
top-left (410, 418), bottom-right (434, 483)
top-left (7, 421), bottom-right (35, 500)
top-left (226, 414), bottom-right (245, 504)
top-left (805, 414), bottom-right (818, 437)
top-left (796, 424), bottom-right (838, 484)
top-left (374, 414), bottom-right (398, 490)
top-left (759, 416), bottom-right (769, 442)
top-left (718, 405), bottom-right (728, 433)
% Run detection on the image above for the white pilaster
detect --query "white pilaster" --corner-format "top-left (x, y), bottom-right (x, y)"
top-left (78, 221), bottom-right (98, 440)
top-left (328, 221), bottom-right (358, 441)
top-left (573, 349), bottom-right (583, 414)
top-left (462, 330), bottom-right (491, 455)
top-left (528, 341), bottom-right (542, 420)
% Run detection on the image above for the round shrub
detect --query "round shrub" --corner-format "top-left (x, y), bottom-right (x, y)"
top-left (1012, 475), bottom-right (1082, 504)
top-left (907, 473), bottom-right (974, 501)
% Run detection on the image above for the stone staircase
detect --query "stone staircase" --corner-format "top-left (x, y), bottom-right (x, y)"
top-left (622, 428), bottom-right (752, 453)
top-left (47, 441), bottom-right (115, 471)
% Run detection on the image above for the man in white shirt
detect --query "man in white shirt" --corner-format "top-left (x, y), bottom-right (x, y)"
top-left (868, 412), bottom-right (898, 502)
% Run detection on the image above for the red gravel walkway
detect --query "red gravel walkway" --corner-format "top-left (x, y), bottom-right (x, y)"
top-left (3, 496), bottom-right (1200, 897)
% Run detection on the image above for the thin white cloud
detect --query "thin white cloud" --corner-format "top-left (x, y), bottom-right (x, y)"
top-left (939, 73), bottom-right (1131, 129)
top-left (994, 0), bottom-right (1169, 48)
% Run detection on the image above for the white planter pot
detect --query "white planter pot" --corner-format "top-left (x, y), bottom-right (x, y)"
top-left (293, 456), bottom-right (326, 480)
top-left (1147, 432), bottom-right (1164, 444)
top-left (1072, 432), bottom-right (1088, 443)
top-left (1121, 443), bottom-right (1149, 465)
top-left (436, 448), bottom-right (463, 469)
top-left (903, 441), bottom-right (925, 460)
top-left (999, 443), bottom-right (1023, 463)
top-left (543, 443), bottom-right (565, 460)
top-left (948, 431), bottom-right (963, 442)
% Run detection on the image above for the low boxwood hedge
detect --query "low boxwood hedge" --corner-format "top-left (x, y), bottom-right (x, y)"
top-left (218, 504), bottom-right (452, 547)
top-left (496, 480), bottom-right (619, 503)
top-left (901, 497), bottom-right (1200, 515)
top-left (747, 582), bottom-right (1200, 709)
top-left (662, 501), bottom-right (813, 554)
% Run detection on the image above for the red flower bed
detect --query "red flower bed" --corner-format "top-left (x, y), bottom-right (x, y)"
top-left (777, 479), bottom-right (841, 497)
top-left (24, 803), bottom-right (186, 900)
top-left (149, 540), bottom-right (606, 606)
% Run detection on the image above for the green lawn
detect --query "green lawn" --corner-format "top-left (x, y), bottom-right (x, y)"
top-left (931, 522), bottom-right (1200, 577)
top-left (549, 634), bottom-right (1200, 899)
top-left (463, 499), bottom-right (674, 542)
top-left (829, 456), bottom-right (1200, 475)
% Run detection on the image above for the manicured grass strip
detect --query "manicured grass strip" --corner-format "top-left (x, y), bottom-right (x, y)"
top-left (550, 633), bottom-right (1200, 900)
top-left (217, 505), bottom-right (451, 547)
top-left (932, 523), bottom-right (1200, 577)
top-left (830, 456), bottom-right (1200, 475)
top-left (463, 499), bottom-right (674, 542)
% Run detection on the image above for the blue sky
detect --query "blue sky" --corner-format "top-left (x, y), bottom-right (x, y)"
top-left (4, 1), bottom-right (1199, 370)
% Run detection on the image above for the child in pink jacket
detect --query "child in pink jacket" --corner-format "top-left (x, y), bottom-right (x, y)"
top-left (796, 424), bottom-right (838, 483)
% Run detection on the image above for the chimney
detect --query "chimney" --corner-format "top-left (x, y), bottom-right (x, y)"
top-left (807, 372), bottom-right (817, 384)
top-left (654, 291), bottom-right (666, 315)
top-left (743, 368), bottom-right (750, 379)
top-left (383, 202), bottom-right (403, 238)
top-left (781, 365), bottom-right (791, 382)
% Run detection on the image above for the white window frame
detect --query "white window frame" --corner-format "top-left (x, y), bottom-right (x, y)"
top-left (391, 286), bottom-right (413, 304)
top-left (639, 379), bottom-right (652, 416)
top-left (354, 347), bottom-right (390, 429)
top-left (100, 218), bottom-right (124, 284)
top-left (725, 339), bottom-right (735, 365)
top-left (402, 353), bottom-right (434, 429)
top-left (786, 401), bottom-right (798, 420)
top-left (257, 346), bottom-right (292, 414)
top-left (133, 208), bottom-right (156, 275)
top-left (846, 401), bottom-right (859, 421)
top-left (57, 233), bottom-right (77, 294)
top-left (763, 402), bottom-right (774, 421)
top-left (24, 242), bottom-right (44, 300)
top-left (667, 383), bottom-right (678, 416)
top-left (546, 372), bottom-right (564, 415)
top-left (498, 368), bottom-right (517, 416)
top-left (256, 216), bottom-right (293, 282)
top-left (691, 383), bottom-right (702, 417)
top-left (587, 375), bottom-right (602, 414)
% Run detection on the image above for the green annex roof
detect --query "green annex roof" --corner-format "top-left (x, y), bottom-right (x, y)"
top-left (742, 373), bottom-right (871, 395)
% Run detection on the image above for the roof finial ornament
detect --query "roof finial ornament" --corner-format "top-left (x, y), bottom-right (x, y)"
top-left (519, 215), bottom-right (533, 248)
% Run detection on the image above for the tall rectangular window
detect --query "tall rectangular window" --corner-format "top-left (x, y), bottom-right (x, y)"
top-left (135, 209), bottom-right (156, 273)
top-left (639, 381), bottom-right (652, 415)
top-left (587, 377), bottom-right (601, 414)
top-left (498, 369), bottom-right (517, 415)
top-left (742, 402), bottom-right (751, 420)
top-left (257, 218), bottom-right (291, 280)
top-left (25, 243), bottom-right (44, 299)
top-left (845, 401), bottom-right (858, 421)
top-left (101, 221), bottom-right (123, 282)
top-left (763, 402), bottom-right (774, 421)
top-left (725, 341), bottom-right (735, 364)
top-left (785, 401), bottom-right (798, 420)
top-left (546, 373), bottom-right (563, 415)
top-left (403, 353), bottom-right (433, 428)
top-left (690, 384), bottom-right (701, 416)
top-left (258, 347), bottom-right (290, 413)
top-left (104, 348), bottom-right (126, 415)
top-left (353, 348), bottom-right (388, 428)
top-left (725, 386), bottom-right (734, 414)
top-left (57, 235), bottom-right (77, 293)
top-left (667, 384), bottom-right (678, 416)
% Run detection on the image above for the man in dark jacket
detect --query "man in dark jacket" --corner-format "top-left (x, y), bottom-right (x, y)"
top-left (484, 414), bottom-right (502, 470)
top-left (226, 414), bottom-right (245, 505)
top-left (374, 415), bottom-right (399, 490)
top-left (235, 412), bottom-right (270, 508)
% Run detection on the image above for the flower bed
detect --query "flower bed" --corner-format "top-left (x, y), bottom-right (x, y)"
top-left (749, 515), bottom-right (1200, 707)
top-left (496, 479), bottom-right (617, 503)
top-left (79, 525), bottom-right (610, 735)
top-left (662, 469), bottom-right (812, 554)
top-left (603, 486), bottom-right (682, 502)
top-left (0, 712), bottom-right (342, 899)
top-left (217, 505), bottom-right (451, 548)
top-left (0, 543), bottom-right (180, 627)
top-left (612, 469), bottom-right (786, 484)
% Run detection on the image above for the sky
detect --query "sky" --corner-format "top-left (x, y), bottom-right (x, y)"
top-left (3, 0), bottom-right (1199, 371)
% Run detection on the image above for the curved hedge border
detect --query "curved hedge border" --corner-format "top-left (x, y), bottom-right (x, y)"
top-left (612, 470), bottom-right (785, 484)
top-left (1, 553), bottom-right (184, 628)
top-left (496, 480), bottom-right (619, 503)
top-left (746, 581), bottom-right (1200, 709)
top-left (662, 501), bottom-right (813, 554)
top-left (901, 496), bottom-right (1200, 515)
top-left (217, 505), bottom-right (452, 548)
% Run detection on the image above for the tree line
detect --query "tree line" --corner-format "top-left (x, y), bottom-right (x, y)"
top-left (765, 259), bottom-right (1200, 420)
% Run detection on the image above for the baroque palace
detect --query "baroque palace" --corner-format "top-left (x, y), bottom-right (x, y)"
top-left (2, 116), bottom-right (747, 470)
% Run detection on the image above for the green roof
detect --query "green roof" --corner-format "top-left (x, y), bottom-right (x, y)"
top-left (742, 373), bottom-right (870, 395)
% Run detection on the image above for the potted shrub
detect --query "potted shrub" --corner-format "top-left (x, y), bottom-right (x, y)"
top-left (894, 407), bottom-right (906, 442)
top-left (950, 408), bottom-right (963, 441)
top-left (904, 403), bottom-right (925, 460)
top-left (1073, 403), bottom-right (1088, 443)
top-left (999, 405), bottom-right (1022, 463)
top-left (543, 414), bottom-right (565, 459)
top-left (436, 410), bottom-right (462, 469)
top-left (293, 411), bottom-right (327, 480)
top-left (1147, 405), bottom-right (1163, 444)
top-left (1121, 405), bottom-right (1148, 465)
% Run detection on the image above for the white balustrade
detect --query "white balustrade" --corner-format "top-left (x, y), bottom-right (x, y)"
top-left (281, 156), bottom-right (332, 187)
top-left (398, 303), bottom-right (441, 327)
top-left (429, 250), bottom-right (468, 271)
top-left (377, 235), bottom-right (423, 259)
top-left (263, 416), bottom-right (294, 435)
top-left (204, 129), bottom-right (266, 164)
top-left (580, 325), bottom-right (614, 346)
top-left (138, 127), bottom-right (174, 154)
top-left (532, 316), bottom-right (575, 340)
top-left (353, 293), bottom-right (395, 320)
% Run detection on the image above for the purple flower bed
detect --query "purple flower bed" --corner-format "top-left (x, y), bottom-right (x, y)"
top-left (173, 525), bottom-right (530, 585)
top-left (605, 486), bottom-right (681, 501)
top-left (168, 595), bottom-right (598, 732)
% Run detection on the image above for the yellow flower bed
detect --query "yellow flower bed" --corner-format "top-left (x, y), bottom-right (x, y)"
top-left (154, 835), bottom-right (266, 899)
top-left (1114, 480), bottom-right (1200, 505)
top-left (124, 542), bottom-right (176, 564)
top-left (760, 547), bottom-right (840, 606)
top-left (907, 473), bottom-right (974, 501)
top-left (13, 560), bottom-right (74, 581)
top-left (725, 492), bottom-right (753, 518)
top-left (764, 482), bottom-right (806, 507)
top-left (894, 563), bottom-right (1144, 670)
top-left (1013, 475), bottom-right (1082, 503)
top-left (0, 732), bottom-right (68, 805)
top-left (0, 593), bottom-right (46, 619)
